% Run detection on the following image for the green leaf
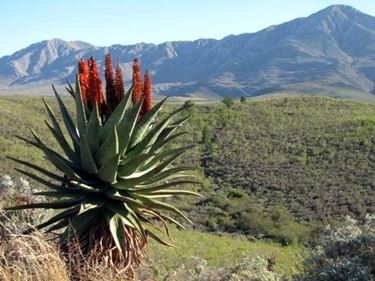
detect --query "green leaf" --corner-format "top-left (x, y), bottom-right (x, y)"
top-left (117, 152), bottom-right (155, 178)
top-left (117, 150), bottom-right (191, 188)
top-left (65, 80), bottom-right (75, 98)
top-left (75, 74), bottom-right (88, 136)
top-left (7, 157), bottom-right (65, 182)
top-left (15, 135), bottom-right (38, 147)
top-left (100, 85), bottom-right (132, 142)
top-left (80, 134), bottom-right (99, 175)
top-left (5, 198), bottom-right (83, 210)
top-left (150, 131), bottom-right (187, 155)
top-left (123, 204), bottom-right (146, 236)
top-left (142, 167), bottom-right (195, 186)
top-left (67, 78), bottom-right (91, 120)
top-left (52, 85), bottom-right (80, 152)
top-left (126, 105), bottom-right (185, 158)
top-left (45, 121), bottom-right (79, 163)
top-left (59, 209), bottom-right (98, 245)
top-left (15, 169), bottom-right (65, 191)
top-left (42, 99), bottom-right (79, 162)
top-left (158, 213), bottom-right (185, 229)
top-left (141, 145), bottom-right (195, 171)
top-left (135, 189), bottom-right (201, 197)
top-left (129, 97), bottom-right (168, 148)
top-left (24, 206), bottom-right (79, 234)
top-left (132, 195), bottom-right (192, 224)
top-left (69, 181), bottom-right (103, 193)
top-left (105, 188), bottom-right (145, 207)
top-left (95, 126), bottom-right (119, 168)
top-left (147, 229), bottom-right (175, 247)
top-left (78, 199), bottom-right (105, 215)
top-left (106, 203), bottom-right (137, 230)
top-left (150, 116), bottom-right (191, 153)
top-left (31, 130), bottom-right (81, 180)
top-left (85, 102), bottom-right (101, 153)
top-left (33, 190), bottom-right (83, 197)
top-left (47, 218), bottom-right (70, 232)
top-left (129, 180), bottom-right (198, 192)
top-left (104, 210), bottom-right (127, 257)
top-left (42, 98), bottom-right (64, 135)
top-left (98, 153), bottom-right (120, 183)
top-left (117, 98), bottom-right (144, 155)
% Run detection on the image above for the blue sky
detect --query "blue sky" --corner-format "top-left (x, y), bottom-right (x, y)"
top-left (0, 0), bottom-right (374, 57)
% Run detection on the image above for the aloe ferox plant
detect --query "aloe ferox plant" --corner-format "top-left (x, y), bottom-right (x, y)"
top-left (6, 54), bottom-right (200, 270)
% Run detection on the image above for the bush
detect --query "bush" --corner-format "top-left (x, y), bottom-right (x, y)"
top-left (222, 96), bottom-right (235, 108)
top-left (165, 256), bottom-right (285, 281)
top-left (202, 187), bottom-right (314, 245)
top-left (295, 215), bottom-right (375, 281)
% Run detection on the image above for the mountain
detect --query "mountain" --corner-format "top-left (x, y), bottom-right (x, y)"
top-left (1, 5), bottom-right (375, 100)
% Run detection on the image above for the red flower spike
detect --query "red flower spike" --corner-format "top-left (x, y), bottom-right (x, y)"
top-left (142, 71), bottom-right (153, 116)
top-left (87, 57), bottom-right (105, 116)
top-left (114, 65), bottom-right (125, 104)
top-left (132, 59), bottom-right (143, 104)
top-left (105, 53), bottom-right (117, 112)
top-left (78, 59), bottom-right (89, 103)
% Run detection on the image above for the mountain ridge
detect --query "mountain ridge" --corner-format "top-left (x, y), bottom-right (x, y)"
top-left (1, 5), bottom-right (375, 100)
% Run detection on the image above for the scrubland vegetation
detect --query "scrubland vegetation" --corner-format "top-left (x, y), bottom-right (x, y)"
top-left (0, 95), bottom-right (374, 280)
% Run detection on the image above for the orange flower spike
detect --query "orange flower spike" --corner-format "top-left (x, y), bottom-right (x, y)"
top-left (114, 65), bottom-right (125, 104)
top-left (78, 59), bottom-right (89, 103)
top-left (142, 71), bottom-right (153, 114)
top-left (105, 53), bottom-right (116, 112)
top-left (87, 57), bottom-right (105, 111)
top-left (132, 59), bottom-right (143, 104)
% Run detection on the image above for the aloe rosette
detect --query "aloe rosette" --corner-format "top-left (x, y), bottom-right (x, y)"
top-left (6, 55), bottom-right (199, 270)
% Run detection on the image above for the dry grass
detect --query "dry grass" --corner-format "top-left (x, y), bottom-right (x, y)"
top-left (0, 215), bottom-right (151, 281)
top-left (0, 222), bottom-right (69, 281)
top-left (0, 211), bottom-right (304, 281)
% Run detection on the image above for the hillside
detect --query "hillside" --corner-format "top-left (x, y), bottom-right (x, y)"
top-left (0, 95), bottom-right (374, 242)
top-left (184, 97), bottom-right (375, 232)
top-left (1, 5), bottom-right (375, 100)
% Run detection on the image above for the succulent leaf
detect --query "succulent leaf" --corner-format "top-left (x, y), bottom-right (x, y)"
top-left (74, 74), bottom-right (88, 136)
top-left (80, 134), bottom-right (99, 175)
top-left (129, 97), bottom-right (168, 147)
top-left (5, 198), bottom-right (83, 210)
top-left (85, 101), bottom-right (101, 154)
top-left (98, 153), bottom-right (120, 183)
top-left (105, 210), bottom-right (127, 256)
top-left (117, 152), bottom-right (156, 178)
top-left (96, 126), bottom-right (119, 167)
top-left (45, 121), bottom-right (79, 163)
top-left (52, 85), bottom-right (80, 151)
top-left (100, 86), bottom-right (132, 142)
top-left (117, 99), bottom-right (144, 155)
top-left (29, 206), bottom-right (79, 233)
top-left (8, 156), bottom-right (65, 182)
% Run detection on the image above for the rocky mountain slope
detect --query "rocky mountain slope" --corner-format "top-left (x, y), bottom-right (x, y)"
top-left (1, 5), bottom-right (375, 99)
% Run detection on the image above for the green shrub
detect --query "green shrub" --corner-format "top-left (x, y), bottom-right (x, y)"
top-left (295, 215), bottom-right (375, 281)
top-left (164, 256), bottom-right (285, 281)
top-left (222, 96), bottom-right (235, 108)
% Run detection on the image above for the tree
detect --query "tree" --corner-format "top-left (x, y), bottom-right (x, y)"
top-left (222, 96), bottom-right (234, 108)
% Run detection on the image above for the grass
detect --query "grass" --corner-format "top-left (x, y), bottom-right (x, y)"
top-left (1, 95), bottom-right (374, 236)
top-left (2, 93), bottom-right (372, 279)
top-left (148, 226), bottom-right (305, 278)
top-left (0, 227), bottom-right (69, 281)
top-left (0, 220), bottom-right (304, 281)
